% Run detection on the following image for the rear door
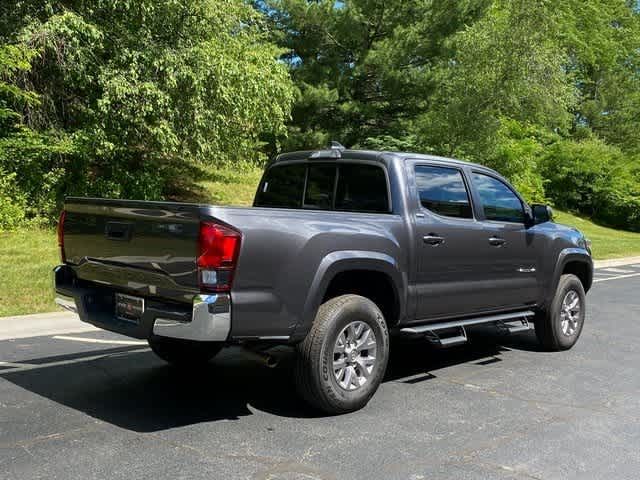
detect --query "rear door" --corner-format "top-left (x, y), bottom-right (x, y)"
top-left (468, 171), bottom-right (541, 309)
top-left (409, 162), bottom-right (495, 320)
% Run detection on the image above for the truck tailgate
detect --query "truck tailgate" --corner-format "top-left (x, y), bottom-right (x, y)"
top-left (63, 197), bottom-right (203, 301)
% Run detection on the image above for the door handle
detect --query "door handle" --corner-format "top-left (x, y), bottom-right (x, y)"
top-left (517, 267), bottom-right (536, 273)
top-left (488, 236), bottom-right (506, 247)
top-left (423, 234), bottom-right (445, 246)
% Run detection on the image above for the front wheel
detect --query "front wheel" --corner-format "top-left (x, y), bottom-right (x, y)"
top-left (294, 295), bottom-right (390, 414)
top-left (148, 335), bottom-right (223, 366)
top-left (535, 274), bottom-right (586, 351)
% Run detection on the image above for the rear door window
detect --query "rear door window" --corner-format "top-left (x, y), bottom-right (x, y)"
top-left (414, 165), bottom-right (473, 219)
top-left (335, 164), bottom-right (389, 213)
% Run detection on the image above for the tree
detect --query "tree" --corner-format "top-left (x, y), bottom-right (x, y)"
top-left (0, 43), bottom-right (73, 229)
top-left (266, 0), bottom-right (640, 229)
top-left (264, 0), bottom-right (490, 150)
top-left (0, 0), bottom-right (294, 222)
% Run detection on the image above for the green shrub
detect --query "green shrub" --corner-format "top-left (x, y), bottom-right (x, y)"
top-left (0, 169), bottom-right (25, 229)
top-left (541, 138), bottom-right (640, 231)
top-left (484, 120), bottom-right (552, 204)
top-left (0, 129), bottom-right (73, 227)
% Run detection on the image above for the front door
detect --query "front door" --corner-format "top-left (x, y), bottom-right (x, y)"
top-left (468, 171), bottom-right (541, 309)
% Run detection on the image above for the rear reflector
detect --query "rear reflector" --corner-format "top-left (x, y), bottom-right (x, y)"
top-left (197, 222), bottom-right (241, 292)
top-left (57, 210), bottom-right (67, 263)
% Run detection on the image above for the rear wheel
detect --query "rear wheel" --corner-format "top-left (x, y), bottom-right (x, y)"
top-left (535, 274), bottom-right (586, 351)
top-left (294, 295), bottom-right (390, 414)
top-left (148, 335), bottom-right (223, 366)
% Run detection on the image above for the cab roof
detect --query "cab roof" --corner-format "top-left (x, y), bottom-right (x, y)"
top-left (273, 148), bottom-right (490, 172)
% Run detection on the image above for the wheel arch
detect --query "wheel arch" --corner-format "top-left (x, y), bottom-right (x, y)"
top-left (545, 248), bottom-right (593, 309)
top-left (291, 251), bottom-right (406, 342)
top-left (562, 260), bottom-right (592, 292)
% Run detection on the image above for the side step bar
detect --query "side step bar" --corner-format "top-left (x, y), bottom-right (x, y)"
top-left (400, 310), bottom-right (534, 348)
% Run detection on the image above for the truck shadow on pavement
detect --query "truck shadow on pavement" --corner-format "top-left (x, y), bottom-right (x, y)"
top-left (1, 331), bottom-right (539, 433)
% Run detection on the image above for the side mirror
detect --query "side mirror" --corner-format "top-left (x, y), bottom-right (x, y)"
top-left (531, 204), bottom-right (553, 224)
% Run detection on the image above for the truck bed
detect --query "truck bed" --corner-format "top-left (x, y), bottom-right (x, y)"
top-left (59, 196), bottom-right (405, 340)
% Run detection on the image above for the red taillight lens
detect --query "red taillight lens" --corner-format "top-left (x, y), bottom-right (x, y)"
top-left (57, 210), bottom-right (67, 263)
top-left (197, 222), bottom-right (241, 292)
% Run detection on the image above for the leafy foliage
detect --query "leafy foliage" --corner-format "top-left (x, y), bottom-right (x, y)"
top-left (0, 0), bottom-right (294, 229)
top-left (1, 0), bottom-right (639, 231)
top-left (264, 0), bottom-right (640, 230)
top-left (541, 137), bottom-right (640, 230)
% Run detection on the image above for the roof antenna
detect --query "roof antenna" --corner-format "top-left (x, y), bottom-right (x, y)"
top-left (329, 141), bottom-right (346, 151)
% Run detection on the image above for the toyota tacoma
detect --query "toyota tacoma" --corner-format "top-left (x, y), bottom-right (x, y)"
top-left (54, 145), bottom-right (593, 414)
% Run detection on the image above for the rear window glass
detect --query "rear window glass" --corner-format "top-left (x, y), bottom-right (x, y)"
top-left (415, 165), bottom-right (473, 219)
top-left (254, 164), bottom-right (306, 208)
top-left (254, 162), bottom-right (390, 213)
top-left (304, 165), bottom-right (335, 210)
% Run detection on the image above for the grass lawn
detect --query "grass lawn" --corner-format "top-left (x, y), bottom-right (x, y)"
top-left (1, 164), bottom-right (639, 317)
top-left (198, 166), bottom-right (262, 206)
top-left (0, 166), bottom-right (262, 317)
top-left (0, 229), bottom-right (60, 316)
top-left (553, 210), bottom-right (640, 260)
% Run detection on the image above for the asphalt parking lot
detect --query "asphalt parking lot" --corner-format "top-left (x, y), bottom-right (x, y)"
top-left (1, 265), bottom-right (640, 479)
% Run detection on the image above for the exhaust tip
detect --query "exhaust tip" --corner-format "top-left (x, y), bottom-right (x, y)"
top-left (264, 355), bottom-right (279, 369)
top-left (242, 347), bottom-right (280, 368)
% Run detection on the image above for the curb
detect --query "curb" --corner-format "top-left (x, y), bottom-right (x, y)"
top-left (593, 256), bottom-right (640, 269)
top-left (1, 311), bottom-right (76, 322)
top-left (0, 311), bottom-right (97, 341)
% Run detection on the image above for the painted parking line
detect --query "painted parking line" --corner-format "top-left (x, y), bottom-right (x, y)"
top-left (0, 348), bottom-right (149, 374)
top-left (593, 272), bottom-right (640, 284)
top-left (599, 267), bottom-right (637, 274)
top-left (0, 361), bottom-right (29, 368)
top-left (53, 335), bottom-right (146, 346)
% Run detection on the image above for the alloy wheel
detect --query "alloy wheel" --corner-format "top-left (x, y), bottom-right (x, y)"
top-left (332, 321), bottom-right (377, 391)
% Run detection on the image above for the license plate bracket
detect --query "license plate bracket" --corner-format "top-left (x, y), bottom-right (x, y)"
top-left (115, 293), bottom-right (145, 324)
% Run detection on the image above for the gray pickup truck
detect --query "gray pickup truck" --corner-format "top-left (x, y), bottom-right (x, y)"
top-left (54, 145), bottom-right (593, 414)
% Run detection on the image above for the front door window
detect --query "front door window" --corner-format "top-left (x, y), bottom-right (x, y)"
top-left (471, 172), bottom-right (524, 223)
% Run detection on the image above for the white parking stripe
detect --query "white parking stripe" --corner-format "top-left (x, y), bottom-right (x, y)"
top-left (594, 273), bottom-right (640, 283)
top-left (0, 348), bottom-right (149, 374)
top-left (53, 335), bottom-right (146, 346)
top-left (600, 267), bottom-right (636, 274)
top-left (0, 361), bottom-right (29, 368)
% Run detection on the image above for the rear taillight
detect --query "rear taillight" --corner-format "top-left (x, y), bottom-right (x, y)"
top-left (57, 210), bottom-right (66, 263)
top-left (197, 221), bottom-right (241, 292)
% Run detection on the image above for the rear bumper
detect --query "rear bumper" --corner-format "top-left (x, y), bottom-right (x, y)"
top-left (152, 294), bottom-right (231, 341)
top-left (53, 265), bottom-right (231, 342)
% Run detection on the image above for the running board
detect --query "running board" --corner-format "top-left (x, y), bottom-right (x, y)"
top-left (400, 310), bottom-right (535, 337)
top-left (500, 316), bottom-right (531, 334)
top-left (423, 326), bottom-right (468, 348)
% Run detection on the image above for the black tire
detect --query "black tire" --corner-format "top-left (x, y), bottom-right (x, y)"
top-left (148, 335), bottom-right (223, 366)
top-left (535, 274), bottom-right (586, 351)
top-left (294, 294), bottom-right (390, 414)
